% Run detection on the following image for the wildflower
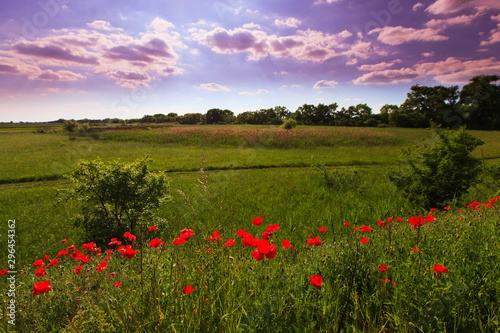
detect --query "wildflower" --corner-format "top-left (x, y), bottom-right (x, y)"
top-left (267, 224), bottom-right (280, 232)
top-left (433, 264), bottom-right (448, 274)
top-left (32, 281), bottom-right (53, 296)
top-left (66, 245), bottom-right (76, 251)
top-left (173, 238), bottom-right (186, 245)
top-left (183, 285), bottom-right (194, 294)
top-left (97, 262), bottom-right (108, 272)
top-left (252, 216), bottom-right (263, 226)
top-left (122, 245), bottom-right (137, 259)
top-left (251, 250), bottom-right (264, 261)
top-left (47, 259), bottom-right (59, 267)
top-left (382, 278), bottom-right (391, 283)
top-left (359, 238), bottom-right (369, 244)
top-left (114, 281), bottom-right (122, 288)
top-left (108, 272), bottom-right (117, 277)
top-left (82, 242), bottom-right (96, 251)
top-left (379, 264), bottom-right (387, 272)
top-left (74, 266), bottom-right (82, 275)
top-left (206, 249), bottom-right (212, 254)
top-left (0, 269), bottom-right (8, 276)
top-left (208, 231), bottom-right (222, 242)
top-left (149, 226), bottom-right (158, 231)
top-left (360, 225), bottom-right (373, 232)
top-left (377, 220), bottom-right (387, 227)
top-left (282, 239), bottom-right (293, 250)
top-left (150, 238), bottom-right (162, 248)
top-left (109, 238), bottom-right (122, 245)
top-left (396, 217), bottom-right (403, 222)
top-left (61, 239), bottom-right (68, 243)
top-left (425, 215), bottom-right (435, 222)
top-left (266, 244), bottom-right (277, 259)
top-left (225, 239), bottom-right (235, 247)
top-left (33, 259), bottom-right (45, 267)
top-left (35, 267), bottom-right (46, 277)
top-left (411, 247), bottom-right (419, 252)
top-left (430, 208), bottom-right (436, 212)
top-left (444, 206), bottom-right (450, 210)
top-left (344, 222), bottom-right (350, 227)
top-left (57, 250), bottom-right (68, 257)
top-left (257, 239), bottom-right (271, 254)
top-left (180, 228), bottom-right (195, 240)
top-left (106, 249), bottom-right (113, 255)
top-left (236, 229), bottom-right (246, 237)
top-left (44, 255), bottom-right (50, 261)
top-left (318, 227), bottom-right (326, 233)
top-left (408, 216), bottom-right (424, 227)
top-left (310, 275), bottom-right (322, 287)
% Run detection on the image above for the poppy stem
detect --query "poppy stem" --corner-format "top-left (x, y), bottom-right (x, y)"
top-left (337, 241), bottom-right (359, 333)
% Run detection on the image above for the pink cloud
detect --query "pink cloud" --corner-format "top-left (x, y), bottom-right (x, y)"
top-left (353, 68), bottom-right (420, 85)
top-left (480, 15), bottom-right (500, 46)
top-left (191, 25), bottom-right (377, 63)
top-left (370, 26), bottom-right (448, 45)
top-left (357, 60), bottom-right (401, 71)
top-left (199, 83), bottom-right (230, 91)
top-left (0, 19), bottom-right (184, 87)
top-left (415, 57), bottom-right (500, 84)
top-left (426, 0), bottom-right (500, 15)
top-left (274, 17), bottom-right (301, 28)
top-left (313, 80), bottom-right (338, 89)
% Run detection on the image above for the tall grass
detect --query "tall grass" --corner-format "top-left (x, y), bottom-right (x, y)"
top-left (101, 126), bottom-right (402, 147)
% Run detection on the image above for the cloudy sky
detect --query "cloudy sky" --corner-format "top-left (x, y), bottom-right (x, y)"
top-left (0, 0), bottom-right (499, 122)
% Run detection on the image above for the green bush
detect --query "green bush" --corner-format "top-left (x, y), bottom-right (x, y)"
top-left (388, 126), bottom-right (484, 208)
top-left (61, 156), bottom-right (170, 244)
top-left (280, 118), bottom-right (297, 130)
top-left (61, 306), bottom-right (120, 333)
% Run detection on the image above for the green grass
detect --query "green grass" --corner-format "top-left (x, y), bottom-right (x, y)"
top-left (0, 123), bottom-right (499, 332)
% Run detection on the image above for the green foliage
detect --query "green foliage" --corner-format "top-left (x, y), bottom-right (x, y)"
top-left (62, 156), bottom-right (170, 244)
top-left (280, 118), bottom-right (297, 130)
top-left (61, 306), bottom-right (120, 333)
top-left (63, 120), bottom-right (79, 133)
top-left (389, 126), bottom-right (484, 208)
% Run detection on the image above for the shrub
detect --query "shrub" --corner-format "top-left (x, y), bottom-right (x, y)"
top-left (280, 118), bottom-right (297, 130)
top-left (61, 156), bottom-right (170, 244)
top-left (388, 126), bottom-right (484, 208)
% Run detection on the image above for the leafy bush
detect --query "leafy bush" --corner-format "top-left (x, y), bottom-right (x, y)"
top-left (388, 126), bottom-right (484, 208)
top-left (280, 118), bottom-right (297, 130)
top-left (61, 156), bottom-right (170, 244)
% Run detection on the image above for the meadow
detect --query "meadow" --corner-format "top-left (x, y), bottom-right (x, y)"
top-left (0, 123), bottom-right (499, 332)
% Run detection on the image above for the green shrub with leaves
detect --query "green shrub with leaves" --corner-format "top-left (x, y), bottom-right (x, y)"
top-left (61, 156), bottom-right (170, 244)
top-left (388, 126), bottom-right (484, 209)
top-left (280, 118), bottom-right (297, 130)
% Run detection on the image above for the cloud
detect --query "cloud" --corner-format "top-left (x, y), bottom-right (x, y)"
top-left (353, 68), bottom-right (420, 85)
top-left (274, 17), bottom-right (301, 28)
top-left (199, 83), bottom-right (230, 91)
top-left (480, 15), bottom-right (500, 46)
top-left (313, 79), bottom-right (338, 89)
top-left (314, 0), bottom-right (342, 4)
top-left (426, 0), bottom-right (500, 15)
top-left (421, 52), bottom-right (435, 57)
top-left (238, 89), bottom-right (268, 95)
top-left (0, 18), bottom-right (185, 87)
top-left (191, 25), bottom-right (377, 63)
top-left (87, 20), bottom-right (123, 31)
top-left (148, 18), bottom-right (175, 32)
top-left (369, 26), bottom-right (448, 45)
top-left (358, 60), bottom-right (401, 71)
top-left (412, 3), bottom-right (424, 11)
top-left (425, 10), bottom-right (486, 29)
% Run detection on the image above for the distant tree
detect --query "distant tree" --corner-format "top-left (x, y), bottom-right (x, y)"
top-left (379, 104), bottom-right (399, 125)
top-left (63, 120), bottom-right (79, 133)
top-left (460, 75), bottom-right (500, 130)
top-left (206, 109), bottom-right (233, 124)
top-left (178, 113), bottom-right (203, 124)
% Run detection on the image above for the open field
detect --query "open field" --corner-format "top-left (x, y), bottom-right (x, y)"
top-left (0, 123), bottom-right (499, 332)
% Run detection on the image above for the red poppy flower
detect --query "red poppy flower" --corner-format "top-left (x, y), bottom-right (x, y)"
top-left (97, 262), bottom-right (108, 271)
top-left (82, 242), bottom-right (96, 251)
top-left (61, 238), bottom-right (68, 243)
top-left (57, 250), bottom-right (68, 257)
top-left (382, 278), bottom-right (391, 283)
top-left (379, 264), bottom-right (387, 272)
top-left (430, 208), bottom-right (437, 212)
top-left (32, 281), bottom-right (52, 296)
top-left (267, 224), bottom-right (280, 232)
top-left (180, 228), bottom-right (195, 240)
top-left (408, 216), bottom-right (424, 227)
top-left (411, 247), bottom-right (419, 252)
top-left (252, 217), bottom-right (263, 226)
top-left (396, 217), bottom-right (403, 222)
top-left (108, 238), bottom-right (122, 245)
top-left (149, 226), bottom-right (157, 231)
top-left (44, 255), bottom-right (50, 261)
top-left (359, 238), bottom-right (369, 244)
top-left (387, 217), bottom-right (393, 223)
top-left (377, 220), bottom-right (387, 227)
top-left (150, 238), bottom-right (162, 248)
top-left (282, 239), bottom-right (293, 250)
top-left (488, 198), bottom-right (497, 203)
top-left (251, 250), bottom-right (264, 261)
top-left (262, 231), bottom-right (272, 240)
top-left (0, 269), bottom-right (8, 276)
top-left (353, 227), bottom-right (358, 230)
top-left (318, 227), bottom-right (326, 233)
top-left (433, 264), bottom-right (448, 274)
top-left (183, 285), bottom-right (194, 294)
top-left (444, 206), bottom-right (450, 210)
top-left (343, 222), bottom-right (350, 227)
top-left (36, 267), bottom-right (46, 277)
top-left (122, 245), bottom-right (137, 259)
top-left (242, 233), bottom-right (255, 247)
top-left (106, 249), bottom-right (113, 255)
top-left (113, 281), bottom-right (122, 288)
top-left (257, 239), bottom-right (271, 254)
top-left (208, 231), bottom-right (222, 242)
top-left (307, 236), bottom-right (321, 246)
top-left (173, 237), bottom-right (186, 245)
top-left (105, 255), bottom-right (112, 261)
top-left (66, 245), bottom-right (76, 251)
top-left (206, 248), bottom-right (212, 254)
top-left (360, 225), bottom-right (373, 233)
top-left (225, 239), bottom-right (235, 247)
top-left (123, 232), bottom-right (131, 238)
top-left (108, 272), bottom-right (117, 277)
top-left (128, 234), bottom-right (137, 242)
top-left (236, 229), bottom-right (246, 237)
top-left (265, 244), bottom-right (277, 259)
top-left (310, 275), bottom-right (322, 287)
top-left (47, 259), bottom-right (59, 267)
top-left (33, 259), bottom-right (45, 267)
top-left (425, 215), bottom-right (435, 222)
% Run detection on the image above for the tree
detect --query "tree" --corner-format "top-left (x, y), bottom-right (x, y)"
top-left (62, 157), bottom-right (170, 244)
top-left (460, 75), bottom-right (500, 130)
top-left (388, 126), bottom-right (484, 209)
top-left (206, 109), bottom-right (234, 124)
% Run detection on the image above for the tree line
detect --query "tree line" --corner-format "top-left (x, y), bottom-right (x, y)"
top-left (55, 75), bottom-right (500, 130)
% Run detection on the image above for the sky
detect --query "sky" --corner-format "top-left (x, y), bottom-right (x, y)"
top-left (0, 0), bottom-right (499, 122)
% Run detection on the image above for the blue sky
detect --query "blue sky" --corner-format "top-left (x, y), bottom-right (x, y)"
top-left (0, 0), bottom-right (499, 122)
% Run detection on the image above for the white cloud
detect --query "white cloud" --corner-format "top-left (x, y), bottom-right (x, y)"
top-left (274, 17), bottom-right (301, 28)
top-left (199, 83), bottom-right (230, 91)
top-left (148, 18), bottom-right (175, 32)
top-left (369, 26), bottom-right (448, 45)
top-left (313, 79), bottom-right (339, 89)
top-left (87, 20), bottom-right (123, 31)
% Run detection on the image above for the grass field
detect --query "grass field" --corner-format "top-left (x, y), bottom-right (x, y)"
top-left (0, 123), bottom-right (499, 332)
